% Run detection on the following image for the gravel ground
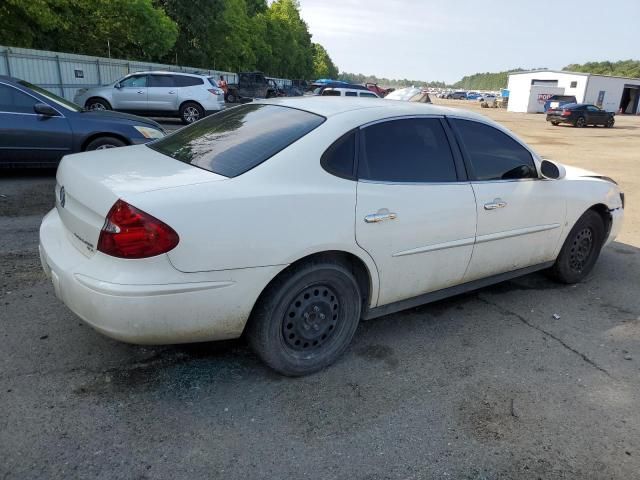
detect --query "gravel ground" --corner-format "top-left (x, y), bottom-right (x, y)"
top-left (1, 108), bottom-right (639, 480)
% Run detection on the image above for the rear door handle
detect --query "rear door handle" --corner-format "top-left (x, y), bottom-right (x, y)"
top-left (168, 91), bottom-right (176, 94)
top-left (364, 211), bottom-right (397, 223)
top-left (137, 90), bottom-right (144, 94)
top-left (484, 199), bottom-right (507, 210)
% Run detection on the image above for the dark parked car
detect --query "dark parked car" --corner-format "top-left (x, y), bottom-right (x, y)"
top-left (446, 91), bottom-right (467, 100)
top-left (226, 72), bottom-right (270, 103)
top-left (0, 76), bottom-right (165, 167)
top-left (546, 103), bottom-right (615, 128)
top-left (543, 94), bottom-right (577, 112)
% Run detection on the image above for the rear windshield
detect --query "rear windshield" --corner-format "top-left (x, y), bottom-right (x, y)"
top-left (148, 104), bottom-right (325, 177)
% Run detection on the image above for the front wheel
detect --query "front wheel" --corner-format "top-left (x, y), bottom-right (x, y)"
top-left (85, 136), bottom-right (126, 150)
top-left (179, 102), bottom-right (204, 124)
top-left (548, 210), bottom-right (605, 284)
top-left (605, 117), bottom-right (615, 128)
top-left (247, 260), bottom-right (362, 376)
top-left (551, 121), bottom-right (559, 126)
top-left (85, 98), bottom-right (111, 111)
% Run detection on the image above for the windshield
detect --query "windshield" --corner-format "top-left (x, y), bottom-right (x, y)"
top-left (148, 104), bottom-right (325, 177)
top-left (18, 80), bottom-right (82, 112)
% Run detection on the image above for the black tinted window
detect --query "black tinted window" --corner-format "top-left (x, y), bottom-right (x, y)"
top-left (322, 90), bottom-right (341, 96)
top-left (149, 105), bottom-right (325, 177)
top-left (345, 91), bottom-right (357, 97)
top-left (321, 130), bottom-right (356, 179)
top-left (149, 75), bottom-right (176, 88)
top-left (174, 76), bottom-right (204, 87)
top-left (0, 84), bottom-right (37, 113)
top-left (359, 118), bottom-right (457, 182)
top-left (453, 119), bottom-right (536, 181)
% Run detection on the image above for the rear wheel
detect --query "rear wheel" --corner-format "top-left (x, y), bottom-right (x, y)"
top-left (179, 102), bottom-right (204, 124)
top-left (605, 117), bottom-right (615, 128)
top-left (548, 210), bottom-right (605, 284)
top-left (85, 136), bottom-right (126, 150)
top-left (575, 116), bottom-right (586, 128)
top-left (247, 260), bottom-right (362, 376)
top-left (85, 98), bottom-right (111, 111)
top-left (551, 121), bottom-right (560, 126)
top-left (226, 91), bottom-right (238, 103)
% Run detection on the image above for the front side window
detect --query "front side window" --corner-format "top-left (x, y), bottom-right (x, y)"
top-left (18, 80), bottom-right (81, 112)
top-left (452, 119), bottom-right (537, 181)
top-left (149, 105), bottom-right (325, 177)
top-left (586, 105), bottom-right (600, 112)
top-left (120, 75), bottom-right (147, 88)
top-left (0, 84), bottom-right (37, 113)
top-left (149, 75), bottom-right (176, 88)
top-left (359, 118), bottom-right (457, 183)
top-left (322, 90), bottom-right (341, 96)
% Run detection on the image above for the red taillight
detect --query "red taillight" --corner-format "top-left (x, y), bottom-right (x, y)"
top-left (97, 199), bottom-right (179, 259)
top-left (562, 109), bottom-right (571, 116)
top-left (208, 88), bottom-right (220, 95)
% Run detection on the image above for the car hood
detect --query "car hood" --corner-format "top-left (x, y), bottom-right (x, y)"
top-left (550, 162), bottom-right (617, 184)
top-left (77, 110), bottom-right (163, 130)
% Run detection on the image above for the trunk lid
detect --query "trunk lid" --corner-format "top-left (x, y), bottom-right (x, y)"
top-left (55, 144), bottom-right (225, 257)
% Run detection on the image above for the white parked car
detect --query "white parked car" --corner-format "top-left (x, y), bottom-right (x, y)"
top-left (73, 71), bottom-right (225, 124)
top-left (39, 98), bottom-right (624, 376)
top-left (320, 87), bottom-right (379, 98)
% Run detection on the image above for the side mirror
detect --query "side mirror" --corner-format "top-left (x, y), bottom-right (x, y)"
top-left (33, 103), bottom-right (58, 117)
top-left (540, 159), bottom-right (566, 180)
top-left (114, 82), bottom-right (122, 89)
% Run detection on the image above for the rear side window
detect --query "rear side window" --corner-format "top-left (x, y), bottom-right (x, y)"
top-left (149, 105), bottom-right (325, 177)
top-left (359, 92), bottom-right (377, 98)
top-left (359, 118), bottom-right (457, 183)
top-left (322, 90), bottom-right (341, 96)
top-left (452, 119), bottom-right (537, 181)
top-left (174, 76), bottom-right (204, 87)
top-left (345, 91), bottom-right (357, 97)
top-left (321, 130), bottom-right (356, 179)
top-left (149, 75), bottom-right (176, 88)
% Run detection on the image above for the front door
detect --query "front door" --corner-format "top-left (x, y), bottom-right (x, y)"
top-left (0, 83), bottom-right (72, 166)
top-left (585, 105), bottom-right (608, 125)
top-left (450, 118), bottom-right (566, 282)
top-left (147, 74), bottom-right (178, 112)
top-left (355, 117), bottom-right (477, 306)
top-left (112, 74), bottom-right (148, 111)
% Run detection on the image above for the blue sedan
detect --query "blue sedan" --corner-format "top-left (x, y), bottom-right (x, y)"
top-left (0, 75), bottom-right (165, 168)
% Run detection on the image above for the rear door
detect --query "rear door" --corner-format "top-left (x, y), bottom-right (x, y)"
top-left (450, 118), bottom-right (566, 282)
top-left (355, 117), bottom-right (477, 306)
top-left (112, 74), bottom-right (148, 111)
top-left (0, 83), bottom-right (72, 165)
top-left (147, 74), bottom-right (178, 112)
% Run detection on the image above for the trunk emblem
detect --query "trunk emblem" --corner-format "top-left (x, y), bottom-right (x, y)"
top-left (59, 186), bottom-right (66, 208)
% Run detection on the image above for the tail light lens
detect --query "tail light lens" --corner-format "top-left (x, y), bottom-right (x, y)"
top-left (208, 88), bottom-right (222, 96)
top-left (562, 110), bottom-right (571, 116)
top-left (97, 199), bottom-right (179, 259)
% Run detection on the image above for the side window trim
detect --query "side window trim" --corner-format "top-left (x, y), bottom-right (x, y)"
top-left (447, 116), bottom-right (540, 182)
top-left (356, 116), bottom-right (462, 185)
top-left (0, 81), bottom-right (64, 117)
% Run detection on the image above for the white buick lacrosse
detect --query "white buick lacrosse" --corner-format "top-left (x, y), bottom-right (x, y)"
top-left (39, 97), bottom-right (624, 375)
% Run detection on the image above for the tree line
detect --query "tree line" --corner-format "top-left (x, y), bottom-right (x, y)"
top-left (0, 0), bottom-right (338, 79)
top-left (338, 72), bottom-right (447, 89)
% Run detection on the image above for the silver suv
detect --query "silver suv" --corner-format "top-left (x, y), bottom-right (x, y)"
top-left (74, 71), bottom-right (225, 124)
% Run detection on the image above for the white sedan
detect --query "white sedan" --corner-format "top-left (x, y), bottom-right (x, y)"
top-left (39, 97), bottom-right (624, 376)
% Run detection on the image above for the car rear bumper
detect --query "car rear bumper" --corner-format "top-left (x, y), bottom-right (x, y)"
top-left (546, 115), bottom-right (571, 123)
top-left (39, 208), bottom-right (283, 345)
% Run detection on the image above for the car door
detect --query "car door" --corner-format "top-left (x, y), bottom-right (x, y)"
top-left (0, 83), bottom-right (72, 165)
top-left (586, 105), bottom-right (607, 125)
top-left (355, 117), bottom-right (477, 306)
top-left (450, 118), bottom-right (566, 282)
top-left (111, 74), bottom-right (148, 111)
top-left (146, 74), bottom-right (178, 112)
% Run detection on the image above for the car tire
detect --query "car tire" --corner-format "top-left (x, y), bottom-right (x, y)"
top-left (605, 117), bottom-right (615, 128)
top-left (180, 102), bottom-right (204, 124)
top-left (85, 98), bottom-right (111, 111)
top-left (226, 91), bottom-right (238, 103)
top-left (85, 136), bottom-right (127, 151)
top-left (575, 116), bottom-right (586, 128)
top-left (551, 121), bottom-right (560, 126)
top-left (246, 259), bottom-right (362, 376)
top-left (548, 210), bottom-right (606, 284)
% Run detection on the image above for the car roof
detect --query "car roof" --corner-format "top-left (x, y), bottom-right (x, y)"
top-left (257, 96), bottom-right (489, 121)
top-left (128, 71), bottom-right (209, 78)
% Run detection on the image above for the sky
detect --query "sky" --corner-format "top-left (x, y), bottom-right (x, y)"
top-left (297, 0), bottom-right (640, 83)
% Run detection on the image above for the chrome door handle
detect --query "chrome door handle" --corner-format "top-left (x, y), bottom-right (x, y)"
top-left (364, 212), bottom-right (397, 223)
top-left (168, 91), bottom-right (176, 94)
top-left (137, 90), bottom-right (144, 94)
top-left (484, 199), bottom-right (507, 210)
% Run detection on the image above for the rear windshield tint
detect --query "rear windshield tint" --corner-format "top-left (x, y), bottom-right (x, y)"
top-left (148, 104), bottom-right (325, 177)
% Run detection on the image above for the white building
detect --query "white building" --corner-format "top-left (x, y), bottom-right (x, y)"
top-left (507, 70), bottom-right (640, 114)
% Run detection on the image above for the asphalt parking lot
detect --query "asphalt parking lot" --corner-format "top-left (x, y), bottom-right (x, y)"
top-left (1, 104), bottom-right (640, 479)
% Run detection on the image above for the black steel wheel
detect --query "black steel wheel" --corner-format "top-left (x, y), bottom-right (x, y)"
top-left (548, 210), bottom-right (605, 284)
top-left (605, 117), bottom-right (615, 128)
top-left (247, 259), bottom-right (362, 376)
top-left (551, 121), bottom-right (560, 126)
top-left (575, 116), bottom-right (586, 128)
